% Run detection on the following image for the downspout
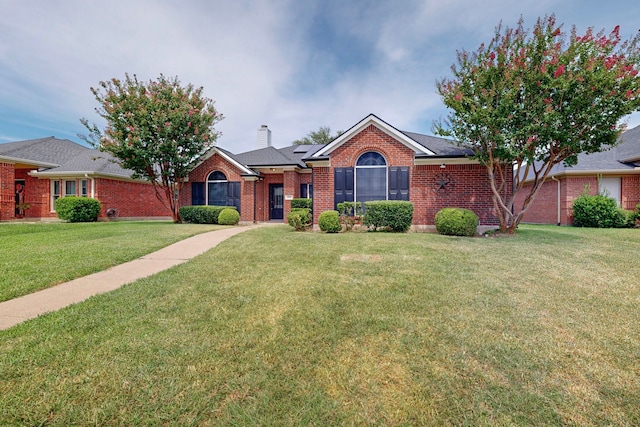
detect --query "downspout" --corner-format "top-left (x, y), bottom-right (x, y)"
top-left (551, 175), bottom-right (560, 225)
top-left (253, 180), bottom-right (257, 223)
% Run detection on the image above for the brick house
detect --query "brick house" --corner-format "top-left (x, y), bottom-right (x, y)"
top-left (183, 114), bottom-right (506, 229)
top-left (0, 137), bottom-right (169, 221)
top-left (514, 125), bottom-right (640, 225)
top-left (1, 114), bottom-right (506, 229)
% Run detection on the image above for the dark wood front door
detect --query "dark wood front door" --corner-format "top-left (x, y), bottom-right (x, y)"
top-left (269, 184), bottom-right (284, 220)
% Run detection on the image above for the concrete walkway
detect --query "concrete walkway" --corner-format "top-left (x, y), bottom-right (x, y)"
top-left (0, 223), bottom-right (268, 330)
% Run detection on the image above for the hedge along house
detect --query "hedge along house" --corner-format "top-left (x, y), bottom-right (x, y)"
top-left (183, 114), bottom-right (508, 230)
top-left (0, 137), bottom-right (169, 221)
top-left (514, 124), bottom-right (640, 226)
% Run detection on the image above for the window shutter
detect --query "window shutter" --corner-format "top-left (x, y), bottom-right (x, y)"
top-left (334, 167), bottom-right (354, 208)
top-left (191, 182), bottom-right (205, 205)
top-left (227, 182), bottom-right (241, 213)
top-left (388, 167), bottom-right (410, 200)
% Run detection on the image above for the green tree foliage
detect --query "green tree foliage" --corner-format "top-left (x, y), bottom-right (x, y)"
top-left (292, 126), bottom-right (343, 145)
top-left (435, 16), bottom-right (640, 233)
top-left (81, 74), bottom-right (223, 222)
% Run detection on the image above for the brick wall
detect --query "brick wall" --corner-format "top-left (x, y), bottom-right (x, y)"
top-left (413, 163), bottom-right (502, 226)
top-left (184, 153), bottom-right (256, 222)
top-left (517, 176), bottom-right (600, 225)
top-left (310, 125), bottom-right (505, 226)
top-left (95, 178), bottom-right (170, 218)
top-left (622, 175), bottom-right (640, 211)
top-left (0, 163), bottom-right (15, 220)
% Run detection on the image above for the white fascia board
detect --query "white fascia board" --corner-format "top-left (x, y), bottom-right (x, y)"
top-left (198, 147), bottom-right (255, 176)
top-left (312, 114), bottom-right (435, 157)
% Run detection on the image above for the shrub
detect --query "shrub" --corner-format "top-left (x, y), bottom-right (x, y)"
top-left (291, 198), bottom-right (312, 210)
top-left (337, 201), bottom-right (363, 231)
top-left (179, 206), bottom-right (231, 224)
top-left (287, 208), bottom-right (312, 231)
top-left (616, 209), bottom-right (636, 228)
top-left (55, 197), bottom-right (101, 222)
top-left (363, 201), bottom-right (414, 232)
top-left (434, 207), bottom-right (479, 237)
top-left (218, 208), bottom-right (240, 225)
top-left (572, 194), bottom-right (620, 228)
top-left (318, 210), bottom-right (341, 233)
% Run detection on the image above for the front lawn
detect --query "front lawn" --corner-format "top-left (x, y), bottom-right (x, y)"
top-left (1, 225), bottom-right (639, 425)
top-left (0, 221), bottom-right (221, 302)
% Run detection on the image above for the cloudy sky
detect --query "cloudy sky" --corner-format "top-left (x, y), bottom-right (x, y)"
top-left (1, 0), bottom-right (639, 153)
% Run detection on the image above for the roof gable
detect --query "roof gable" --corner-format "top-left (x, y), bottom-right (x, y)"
top-left (312, 114), bottom-right (436, 158)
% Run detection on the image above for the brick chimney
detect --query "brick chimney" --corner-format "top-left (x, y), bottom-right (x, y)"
top-left (257, 125), bottom-right (271, 149)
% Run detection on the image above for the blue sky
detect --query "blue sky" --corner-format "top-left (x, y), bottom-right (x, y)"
top-left (1, 0), bottom-right (639, 153)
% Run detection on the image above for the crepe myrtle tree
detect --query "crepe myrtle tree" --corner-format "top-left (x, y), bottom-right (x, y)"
top-left (434, 15), bottom-right (640, 233)
top-left (81, 73), bottom-right (222, 222)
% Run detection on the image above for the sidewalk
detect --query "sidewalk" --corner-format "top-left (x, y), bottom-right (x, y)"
top-left (0, 223), bottom-right (267, 330)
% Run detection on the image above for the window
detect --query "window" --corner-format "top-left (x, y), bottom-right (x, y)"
top-left (64, 180), bottom-right (76, 197)
top-left (51, 180), bottom-right (61, 211)
top-left (334, 152), bottom-right (410, 209)
top-left (206, 171), bottom-right (241, 212)
top-left (300, 183), bottom-right (313, 199)
top-left (355, 152), bottom-right (387, 204)
top-left (80, 179), bottom-right (88, 197)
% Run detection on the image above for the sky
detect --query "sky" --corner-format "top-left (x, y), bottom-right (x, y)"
top-left (1, 0), bottom-right (640, 153)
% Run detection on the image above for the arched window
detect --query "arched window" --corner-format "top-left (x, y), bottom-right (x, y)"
top-left (207, 171), bottom-right (228, 206)
top-left (355, 152), bottom-right (387, 204)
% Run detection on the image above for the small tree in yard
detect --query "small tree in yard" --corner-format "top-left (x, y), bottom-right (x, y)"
top-left (81, 73), bottom-right (222, 222)
top-left (435, 15), bottom-right (640, 233)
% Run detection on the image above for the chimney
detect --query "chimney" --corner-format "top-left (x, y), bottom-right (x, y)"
top-left (257, 124), bottom-right (271, 149)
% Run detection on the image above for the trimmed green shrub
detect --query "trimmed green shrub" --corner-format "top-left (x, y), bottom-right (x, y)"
top-left (291, 198), bottom-right (312, 210)
top-left (55, 196), bottom-right (101, 222)
top-left (337, 201), bottom-right (363, 217)
top-left (572, 194), bottom-right (620, 228)
top-left (179, 206), bottom-right (232, 224)
top-left (434, 207), bottom-right (479, 236)
top-left (337, 201), bottom-right (363, 231)
top-left (318, 210), bottom-right (341, 233)
top-left (287, 208), bottom-right (312, 231)
top-left (363, 200), bottom-right (414, 232)
top-left (616, 209), bottom-right (636, 228)
top-left (218, 208), bottom-right (240, 225)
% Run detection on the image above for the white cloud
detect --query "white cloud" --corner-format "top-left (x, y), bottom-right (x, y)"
top-left (1, 0), bottom-right (639, 151)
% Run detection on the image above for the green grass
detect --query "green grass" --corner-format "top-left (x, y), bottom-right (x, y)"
top-left (1, 224), bottom-right (639, 425)
top-left (0, 221), bottom-right (221, 302)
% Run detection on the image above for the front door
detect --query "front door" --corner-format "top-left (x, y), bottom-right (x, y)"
top-left (269, 184), bottom-right (284, 220)
top-left (15, 180), bottom-right (25, 217)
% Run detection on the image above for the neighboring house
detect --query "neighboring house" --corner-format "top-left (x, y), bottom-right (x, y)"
top-left (0, 137), bottom-right (169, 220)
top-left (1, 114), bottom-right (507, 229)
top-left (515, 124), bottom-right (640, 225)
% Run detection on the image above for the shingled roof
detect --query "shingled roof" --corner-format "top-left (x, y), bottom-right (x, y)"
top-left (0, 137), bottom-right (135, 179)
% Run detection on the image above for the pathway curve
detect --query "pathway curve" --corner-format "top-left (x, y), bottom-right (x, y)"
top-left (0, 223), bottom-right (268, 330)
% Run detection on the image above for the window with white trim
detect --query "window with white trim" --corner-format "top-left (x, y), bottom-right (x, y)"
top-left (355, 152), bottom-right (387, 204)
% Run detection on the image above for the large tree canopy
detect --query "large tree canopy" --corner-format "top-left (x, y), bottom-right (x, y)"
top-left (81, 74), bottom-right (222, 222)
top-left (292, 126), bottom-right (343, 145)
top-left (435, 15), bottom-right (640, 233)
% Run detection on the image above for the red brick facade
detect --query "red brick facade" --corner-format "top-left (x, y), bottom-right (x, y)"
top-left (310, 125), bottom-right (504, 227)
top-left (2, 117), bottom-right (504, 227)
top-left (516, 174), bottom-right (640, 225)
top-left (0, 161), bottom-right (169, 221)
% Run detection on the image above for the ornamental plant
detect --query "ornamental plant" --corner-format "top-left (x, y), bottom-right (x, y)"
top-left (81, 74), bottom-right (223, 222)
top-left (55, 197), bottom-right (101, 222)
top-left (435, 15), bottom-right (640, 233)
top-left (318, 210), bottom-right (341, 233)
top-left (218, 208), bottom-right (240, 225)
top-left (434, 208), bottom-right (479, 237)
